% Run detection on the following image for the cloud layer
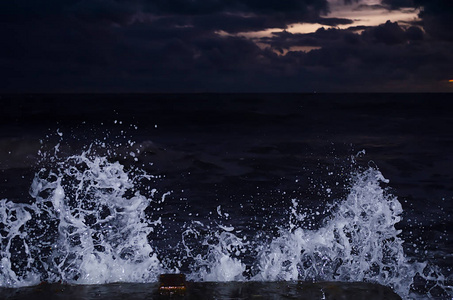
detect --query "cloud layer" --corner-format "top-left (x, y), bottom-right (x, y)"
top-left (0, 0), bottom-right (452, 92)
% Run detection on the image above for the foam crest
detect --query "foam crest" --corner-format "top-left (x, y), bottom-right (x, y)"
top-left (0, 200), bottom-right (41, 287)
top-left (1, 148), bottom-right (163, 286)
top-left (183, 223), bottom-right (247, 282)
top-left (0, 141), bottom-right (451, 298)
top-left (254, 168), bottom-right (429, 298)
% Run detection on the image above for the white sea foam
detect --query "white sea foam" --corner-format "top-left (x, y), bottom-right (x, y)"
top-left (254, 168), bottom-right (425, 298)
top-left (1, 149), bottom-right (163, 286)
top-left (0, 145), bottom-right (450, 299)
top-left (182, 223), bottom-right (246, 282)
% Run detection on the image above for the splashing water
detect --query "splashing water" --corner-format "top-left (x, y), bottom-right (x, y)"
top-left (182, 222), bottom-right (247, 282)
top-left (0, 144), bottom-right (451, 299)
top-left (1, 148), bottom-right (163, 287)
top-left (254, 168), bottom-right (422, 298)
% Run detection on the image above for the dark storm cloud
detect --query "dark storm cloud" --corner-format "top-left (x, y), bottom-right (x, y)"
top-left (363, 20), bottom-right (420, 45)
top-left (353, 4), bottom-right (387, 11)
top-left (258, 20), bottom-right (452, 91)
top-left (0, 0), bottom-right (452, 92)
top-left (58, 0), bottom-right (331, 32)
top-left (343, 0), bottom-right (360, 4)
top-left (141, 0), bottom-right (336, 34)
top-left (417, 0), bottom-right (453, 41)
top-left (313, 17), bottom-right (354, 26)
top-left (264, 21), bottom-right (423, 49)
top-left (145, 0), bottom-right (328, 15)
top-left (381, 0), bottom-right (415, 9)
top-left (0, 0), bottom-right (336, 33)
top-left (382, 0), bottom-right (453, 41)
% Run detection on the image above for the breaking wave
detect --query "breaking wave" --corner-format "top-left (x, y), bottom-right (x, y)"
top-left (0, 142), bottom-right (451, 299)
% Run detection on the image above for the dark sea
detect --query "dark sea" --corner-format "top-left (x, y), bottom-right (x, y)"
top-left (0, 94), bottom-right (452, 299)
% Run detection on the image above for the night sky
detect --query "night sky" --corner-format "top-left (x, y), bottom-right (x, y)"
top-left (1, 0), bottom-right (452, 93)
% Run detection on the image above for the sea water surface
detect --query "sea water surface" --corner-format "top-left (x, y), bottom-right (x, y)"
top-left (0, 94), bottom-right (452, 299)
